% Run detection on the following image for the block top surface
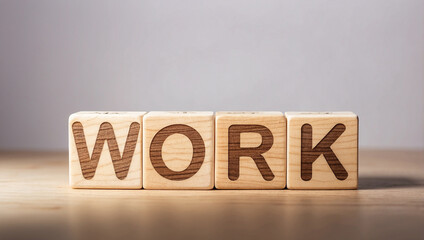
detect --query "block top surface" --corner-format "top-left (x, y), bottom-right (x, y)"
top-left (216, 111), bottom-right (284, 117)
top-left (72, 111), bottom-right (146, 115)
top-left (285, 112), bottom-right (356, 119)
top-left (145, 111), bottom-right (214, 117)
top-left (69, 111), bottom-right (146, 121)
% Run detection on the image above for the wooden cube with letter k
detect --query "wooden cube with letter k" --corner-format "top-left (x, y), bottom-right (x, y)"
top-left (69, 111), bottom-right (145, 189)
top-left (286, 112), bottom-right (358, 189)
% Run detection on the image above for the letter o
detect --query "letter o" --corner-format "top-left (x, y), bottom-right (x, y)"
top-left (149, 124), bottom-right (205, 181)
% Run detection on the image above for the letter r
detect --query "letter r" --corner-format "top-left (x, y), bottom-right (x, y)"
top-left (228, 125), bottom-right (275, 181)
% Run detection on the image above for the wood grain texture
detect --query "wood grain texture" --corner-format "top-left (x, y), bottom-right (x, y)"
top-left (143, 111), bottom-right (214, 189)
top-left (228, 124), bottom-right (275, 181)
top-left (1, 150), bottom-right (423, 240)
top-left (72, 121), bottom-right (140, 180)
top-left (150, 124), bottom-right (205, 181)
top-left (301, 123), bottom-right (348, 181)
top-left (69, 111), bottom-right (145, 189)
top-left (0, 150), bottom-right (423, 240)
top-left (286, 112), bottom-right (358, 189)
top-left (215, 112), bottom-right (286, 189)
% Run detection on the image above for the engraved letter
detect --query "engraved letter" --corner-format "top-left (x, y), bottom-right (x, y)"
top-left (72, 122), bottom-right (140, 180)
top-left (150, 124), bottom-right (205, 181)
top-left (228, 125), bottom-right (274, 181)
top-left (301, 123), bottom-right (348, 181)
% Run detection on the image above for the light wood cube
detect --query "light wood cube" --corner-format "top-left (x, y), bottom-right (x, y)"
top-left (215, 112), bottom-right (286, 189)
top-left (69, 111), bottom-right (145, 189)
top-left (286, 112), bottom-right (358, 189)
top-left (143, 111), bottom-right (214, 189)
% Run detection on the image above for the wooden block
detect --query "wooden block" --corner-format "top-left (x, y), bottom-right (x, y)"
top-left (143, 111), bottom-right (214, 189)
top-left (215, 112), bottom-right (286, 189)
top-left (286, 112), bottom-right (358, 189)
top-left (69, 111), bottom-right (145, 189)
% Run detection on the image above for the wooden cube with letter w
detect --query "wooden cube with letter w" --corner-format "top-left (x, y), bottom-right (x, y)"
top-left (286, 112), bottom-right (358, 189)
top-left (69, 111), bottom-right (145, 189)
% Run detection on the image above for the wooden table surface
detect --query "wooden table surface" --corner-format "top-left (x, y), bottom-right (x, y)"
top-left (0, 150), bottom-right (423, 240)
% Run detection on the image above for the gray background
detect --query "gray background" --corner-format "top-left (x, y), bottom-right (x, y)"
top-left (0, 0), bottom-right (423, 151)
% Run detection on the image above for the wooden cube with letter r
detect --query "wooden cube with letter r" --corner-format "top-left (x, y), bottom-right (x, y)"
top-left (69, 111), bottom-right (145, 189)
top-left (286, 112), bottom-right (358, 189)
top-left (215, 112), bottom-right (286, 189)
top-left (143, 111), bottom-right (214, 189)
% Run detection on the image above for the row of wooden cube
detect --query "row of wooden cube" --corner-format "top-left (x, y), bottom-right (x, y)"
top-left (69, 111), bottom-right (358, 189)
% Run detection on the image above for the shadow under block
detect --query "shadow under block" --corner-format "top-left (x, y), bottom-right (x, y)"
top-left (143, 112), bottom-right (214, 189)
top-left (286, 112), bottom-right (358, 189)
top-left (69, 111), bottom-right (145, 189)
top-left (215, 112), bottom-right (286, 189)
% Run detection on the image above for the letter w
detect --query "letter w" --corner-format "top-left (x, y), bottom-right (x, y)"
top-left (72, 122), bottom-right (140, 180)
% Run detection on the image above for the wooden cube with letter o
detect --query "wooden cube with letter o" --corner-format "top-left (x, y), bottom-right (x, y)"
top-left (143, 111), bottom-right (214, 189)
